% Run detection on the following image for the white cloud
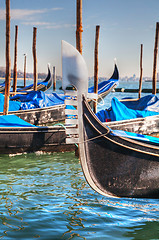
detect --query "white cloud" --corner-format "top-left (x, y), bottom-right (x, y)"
top-left (22, 21), bottom-right (75, 29)
top-left (45, 24), bottom-right (75, 29)
top-left (22, 21), bottom-right (51, 26)
top-left (0, 7), bottom-right (73, 30)
top-left (0, 8), bottom-right (63, 21)
top-left (50, 8), bottom-right (63, 11)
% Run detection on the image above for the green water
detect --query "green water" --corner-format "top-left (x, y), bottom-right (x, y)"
top-left (0, 152), bottom-right (158, 240)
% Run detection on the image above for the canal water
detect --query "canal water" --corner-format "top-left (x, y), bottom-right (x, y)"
top-left (0, 152), bottom-right (159, 239)
top-left (0, 79), bottom-right (158, 239)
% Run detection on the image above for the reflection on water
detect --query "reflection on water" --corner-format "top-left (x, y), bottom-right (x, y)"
top-left (0, 152), bottom-right (158, 240)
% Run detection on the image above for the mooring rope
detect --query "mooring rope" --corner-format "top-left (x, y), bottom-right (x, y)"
top-left (78, 131), bottom-right (110, 144)
top-left (53, 122), bottom-right (109, 146)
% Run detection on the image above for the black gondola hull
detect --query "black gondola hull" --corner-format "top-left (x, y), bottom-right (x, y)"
top-left (80, 97), bottom-right (159, 198)
top-left (0, 126), bottom-right (75, 154)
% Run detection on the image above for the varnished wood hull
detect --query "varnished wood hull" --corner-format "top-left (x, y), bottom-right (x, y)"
top-left (0, 125), bottom-right (75, 154)
top-left (80, 97), bottom-right (159, 198)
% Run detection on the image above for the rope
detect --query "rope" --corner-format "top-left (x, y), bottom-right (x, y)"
top-left (55, 121), bottom-right (109, 143)
top-left (53, 122), bottom-right (67, 129)
top-left (53, 123), bottom-right (110, 146)
top-left (78, 132), bottom-right (109, 144)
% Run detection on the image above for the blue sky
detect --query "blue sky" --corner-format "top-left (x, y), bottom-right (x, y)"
top-left (0, 0), bottom-right (159, 78)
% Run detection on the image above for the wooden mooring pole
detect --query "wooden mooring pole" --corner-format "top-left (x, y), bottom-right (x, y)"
top-left (138, 44), bottom-right (143, 99)
top-left (23, 54), bottom-right (27, 87)
top-left (93, 25), bottom-right (100, 114)
top-left (13, 25), bottom-right (18, 95)
top-left (53, 66), bottom-right (56, 91)
top-left (152, 22), bottom-right (159, 95)
top-left (76, 0), bottom-right (83, 54)
top-left (3, 0), bottom-right (11, 115)
top-left (75, 0), bottom-right (83, 157)
top-left (32, 27), bottom-right (37, 91)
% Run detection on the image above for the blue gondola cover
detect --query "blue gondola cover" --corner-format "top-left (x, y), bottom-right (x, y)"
top-left (96, 95), bottom-right (159, 122)
top-left (0, 114), bottom-right (34, 127)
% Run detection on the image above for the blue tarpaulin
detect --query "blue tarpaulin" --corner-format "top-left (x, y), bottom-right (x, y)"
top-left (96, 96), bottom-right (159, 122)
top-left (0, 93), bottom-right (21, 112)
top-left (0, 73), bottom-right (119, 112)
top-left (121, 94), bottom-right (159, 112)
top-left (10, 91), bottom-right (65, 110)
top-left (0, 91), bottom-right (76, 113)
top-left (0, 114), bottom-right (34, 127)
top-left (111, 129), bottom-right (159, 145)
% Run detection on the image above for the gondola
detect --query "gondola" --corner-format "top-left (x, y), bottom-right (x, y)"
top-left (17, 66), bottom-right (52, 92)
top-left (100, 95), bottom-right (159, 135)
top-left (3, 92), bottom-right (66, 125)
top-left (0, 114), bottom-right (74, 154)
top-left (0, 66), bottom-right (52, 93)
top-left (62, 41), bottom-right (159, 199)
top-left (88, 63), bottom-right (119, 100)
top-left (0, 65), bottom-right (62, 125)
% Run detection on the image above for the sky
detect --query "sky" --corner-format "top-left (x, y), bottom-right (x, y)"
top-left (0, 0), bottom-right (159, 78)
